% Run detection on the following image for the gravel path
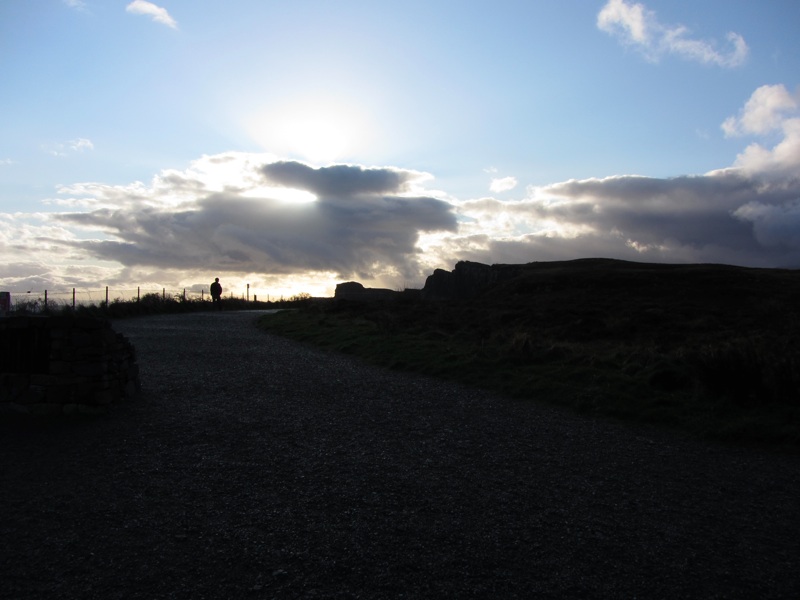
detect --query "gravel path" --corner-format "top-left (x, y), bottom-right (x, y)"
top-left (2, 311), bottom-right (799, 599)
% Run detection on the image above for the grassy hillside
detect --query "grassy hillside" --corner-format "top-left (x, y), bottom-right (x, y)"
top-left (259, 259), bottom-right (800, 450)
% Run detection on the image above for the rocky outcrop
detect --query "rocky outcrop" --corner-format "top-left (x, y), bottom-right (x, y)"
top-left (421, 261), bottom-right (522, 300)
top-left (334, 261), bottom-right (527, 303)
top-left (334, 282), bottom-right (399, 302)
top-left (0, 315), bottom-right (140, 415)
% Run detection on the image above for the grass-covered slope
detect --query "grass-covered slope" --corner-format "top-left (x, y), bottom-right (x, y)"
top-left (259, 259), bottom-right (800, 450)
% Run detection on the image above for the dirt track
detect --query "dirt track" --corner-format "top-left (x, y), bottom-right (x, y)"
top-left (2, 311), bottom-right (799, 599)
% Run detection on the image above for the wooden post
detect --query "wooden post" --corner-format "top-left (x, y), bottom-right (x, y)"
top-left (72, 288), bottom-right (75, 310)
top-left (183, 288), bottom-right (186, 301)
top-left (247, 283), bottom-right (250, 302)
top-left (44, 290), bottom-right (48, 312)
top-left (162, 288), bottom-right (165, 301)
top-left (137, 286), bottom-right (140, 303)
top-left (105, 286), bottom-right (109, 306)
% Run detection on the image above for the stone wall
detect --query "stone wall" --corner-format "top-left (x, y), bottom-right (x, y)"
top-left (0, 315), bottom-right (139, 415)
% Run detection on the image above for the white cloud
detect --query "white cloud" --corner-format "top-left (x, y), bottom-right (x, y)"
top-left (125, 1), bottom-right (178, 29)
top-left (46, 138), bottom-right (94, 157)
top-left (722, 84), bottom-right (799, 137)
top-left (598, 0), bottom-right (650, 45)
top-left (70, 138), bottom-right (94, 152)
top-left (489, 176), bottom-right (518, 194)
top-left (63, 0), bottom-right (88, 11)
top-left (597, 0), bottom-right (748, 67)
top-left (718, 84), bottom-right (800, 180)
top-left (732, 117), bottom-right (800, 179)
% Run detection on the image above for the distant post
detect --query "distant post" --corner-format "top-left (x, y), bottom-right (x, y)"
top-left (105, 286), bottom-right (109, 306)
top-left (137, 286), bottom-right (140, 303)
top-left (44, 290), bottom-right (48, 313)
top-left (72, 288), bottom-right (76, 310)
top-left (247, 283), bottom-right (250, 302)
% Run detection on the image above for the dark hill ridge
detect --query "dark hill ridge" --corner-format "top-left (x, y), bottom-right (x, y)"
top-left (423, 257), bottom-right (800, 303)
top-left (419, 258), bottom-right (800, 347)
top-left (334, 257), bottom-right (800, 306)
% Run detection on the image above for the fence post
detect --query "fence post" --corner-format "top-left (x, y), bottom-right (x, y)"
top-left (72, 288), bottom-right (75, 310)
top-left (137, 286), bottom-right (140, 303)
top-left (183, 288), bottom-right (186, 301)
top-left (162, 288), bottom-right (165, 301)
top-left (44, 290), bottom-right (48, 313)
top-left (105, 286), bottom-right (109, 306)
top-left (247, 283), bottom-right (250, 302)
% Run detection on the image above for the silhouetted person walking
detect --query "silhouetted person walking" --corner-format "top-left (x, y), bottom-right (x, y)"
top-left (210, 277), bottom-right (222, 311)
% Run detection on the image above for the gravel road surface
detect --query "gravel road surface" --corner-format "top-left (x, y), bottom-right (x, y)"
top-left (2, 311), bottom-right (799, 599)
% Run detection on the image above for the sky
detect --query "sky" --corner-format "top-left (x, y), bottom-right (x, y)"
top-left (1, 0), bottom-right (799, 299)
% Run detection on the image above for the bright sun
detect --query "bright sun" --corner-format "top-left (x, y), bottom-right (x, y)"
top-left (247, 100), bottom-right (367, 163)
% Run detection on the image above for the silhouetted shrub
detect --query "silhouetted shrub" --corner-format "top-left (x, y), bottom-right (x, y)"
top-left (692, 338), bottom-right (800, 408)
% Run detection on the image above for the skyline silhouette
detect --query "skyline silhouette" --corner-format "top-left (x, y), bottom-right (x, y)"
top-left (1, 1), bottom-right (799, 297)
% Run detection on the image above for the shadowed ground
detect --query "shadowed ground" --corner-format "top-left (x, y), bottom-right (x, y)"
top-left (1, 311), bottom-right (799, 599)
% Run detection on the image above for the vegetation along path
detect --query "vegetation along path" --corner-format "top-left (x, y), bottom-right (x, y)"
top-left (2, 311), bottom-right (799, 599)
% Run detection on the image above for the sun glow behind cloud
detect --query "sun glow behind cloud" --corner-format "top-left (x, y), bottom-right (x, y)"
top-left (245, 99), bottom-right (371, 164)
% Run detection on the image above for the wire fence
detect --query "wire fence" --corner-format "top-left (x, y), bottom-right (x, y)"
top-left (0, 285), bottom-right (275, 313)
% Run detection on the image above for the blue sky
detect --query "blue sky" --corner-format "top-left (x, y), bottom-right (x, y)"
top-left (1, 0), bottom-right (799, 298)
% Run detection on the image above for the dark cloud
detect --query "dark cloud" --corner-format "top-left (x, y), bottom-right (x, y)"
top-left (453, 169), bottom-right (800, 268)
top-left (53, 161), bottom-right (457, 282)
top-left (261, 161), bottom-right (416, 197)
top-left (542, 173), bottom-right (764, 248)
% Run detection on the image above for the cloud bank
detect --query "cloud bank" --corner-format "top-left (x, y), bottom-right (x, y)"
top-left (36, 158), bottom-right (456, 289)
top-left (597, 0), bottom-right (748, 67)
